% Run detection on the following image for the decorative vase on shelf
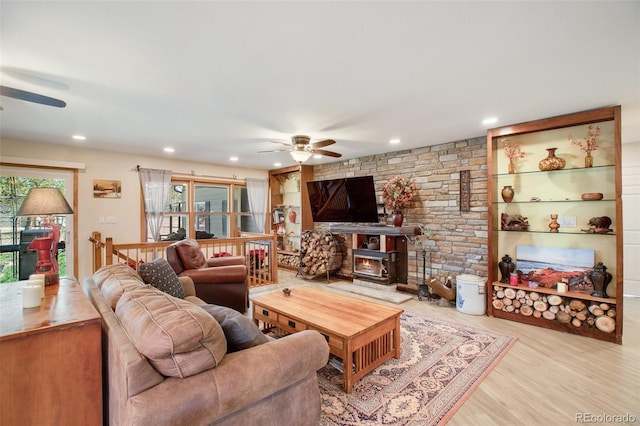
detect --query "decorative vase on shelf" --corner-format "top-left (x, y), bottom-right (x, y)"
top-left (585, 152), bottom-right (593, 168)
top-left (276, 222), bottom-right (285, 237)
top-left (392, 211), bottom-right (404, 227)
top-left (589, 262), bottom-right (612, 298)
top-left (498, 254), bottom-right (516, 283)
top-left (501, 185), bottom-right (515, 203)
top-left (538, 148), bottom-right (566, 171)
top-left (508, 158), bottom-right (515, 174)
top-left (288, 209), bottom-right (297, 223)
top-left (549, 213), bottom-right (560, 233)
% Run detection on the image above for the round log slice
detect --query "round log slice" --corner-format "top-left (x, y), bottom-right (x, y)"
top-left (595, 316), bottom-right (616, 333)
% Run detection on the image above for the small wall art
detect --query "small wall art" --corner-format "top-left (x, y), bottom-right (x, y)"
top-left (93, 179), bottom-right (122, 198)
top-left (459, 170), bottom-right (470, 212)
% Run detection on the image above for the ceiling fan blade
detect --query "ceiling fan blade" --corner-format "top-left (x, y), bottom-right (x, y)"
top-left (269, 140), bottom-right (292, 147)
top-left (258, 149), bottom-right (291, 153)
top-left (311, 149), bottom-right (342, 158)
top-left (310, 139), bottom-right (335, 148)
top-left (0, 86), bottom-right (66, 108)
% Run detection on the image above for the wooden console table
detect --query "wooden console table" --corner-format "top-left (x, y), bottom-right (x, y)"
top-left (0, 278), bottom-right (102, 425)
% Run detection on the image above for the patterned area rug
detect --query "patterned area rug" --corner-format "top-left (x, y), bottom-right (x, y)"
top-left (318, 311), bottom-right (517, 426)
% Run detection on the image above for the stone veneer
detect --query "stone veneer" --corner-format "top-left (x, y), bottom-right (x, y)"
top-left (312, 136), bottom-right (488, 284)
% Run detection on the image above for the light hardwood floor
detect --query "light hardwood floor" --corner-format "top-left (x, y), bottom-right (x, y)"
top-left (251, 270), bottom-right (640, 426)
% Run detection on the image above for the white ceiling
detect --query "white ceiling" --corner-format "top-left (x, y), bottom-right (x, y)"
top-left (1, 1), bottom-right (639, 170)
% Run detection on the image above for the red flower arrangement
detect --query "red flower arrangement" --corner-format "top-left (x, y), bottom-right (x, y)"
top-left (382, 175), bottom-right (418, 212)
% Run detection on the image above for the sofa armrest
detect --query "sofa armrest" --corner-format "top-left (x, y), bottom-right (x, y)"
top-left (130, 330), bottom-right (329, 423)
top-left (206, 255), bottom-right (245, 267)
top-left (179, 265), bottom-right (247, 284)
top-left (215, 330), bottom-right (329, 404)
top-left (177, 276), bottom-right (197, 298)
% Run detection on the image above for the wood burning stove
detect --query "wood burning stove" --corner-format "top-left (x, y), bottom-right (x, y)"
top-left (353, 250), bottom-right (397, 284)
top-left (331, 224), bottom-right (420, 287)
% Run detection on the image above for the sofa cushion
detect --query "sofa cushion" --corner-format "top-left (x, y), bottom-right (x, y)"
top-left (175, 239), bottom-right (207, 269)
top-left (138, 258), bottom-right (186, 299)
top-left (200, 304), bottom-right (269, 353)
top-left (100, 276), bottom-right (146, 309)
top-left (93, 263), bottom-right (143, 289)
top-left (116, 288), bottom-right (227, 378)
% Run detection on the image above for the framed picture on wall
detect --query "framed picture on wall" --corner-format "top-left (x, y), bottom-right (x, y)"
top-left (93, 179), bottom-right (122, 198)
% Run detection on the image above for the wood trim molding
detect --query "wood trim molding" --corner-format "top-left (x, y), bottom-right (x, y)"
top-left (1, 156), bottom-right (86, 170)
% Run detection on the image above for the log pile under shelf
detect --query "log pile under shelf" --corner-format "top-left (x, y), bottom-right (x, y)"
top-left (277, 252), bottom-right (300, 269)
top-left (492, 286), bottom-right (616, 333)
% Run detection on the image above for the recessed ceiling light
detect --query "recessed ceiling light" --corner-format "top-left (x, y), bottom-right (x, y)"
top-left (389, 139), bottom-right (401, 144)
top-left (313, 154), bottom-right (322, 159)
top-left (230, 156), bottom-right (239, 162)
top-left (72, 135), bottom-right (86, 141)
top-left (482, 117), bottom-right (498, 125)
top-left (274, 162), bottom-right (282, 167)
top-left (164, 147), bottom-right (175, 153)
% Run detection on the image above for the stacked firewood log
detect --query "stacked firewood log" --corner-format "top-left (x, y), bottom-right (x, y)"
top-left (298, 230), bottom-right (343, 278)
top-left (277, 253), bottom-right (300, 269)
top-left (492, 286), bottom-right (616, 333)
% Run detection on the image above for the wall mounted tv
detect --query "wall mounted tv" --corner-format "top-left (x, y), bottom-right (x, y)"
top-left (306, 176), bottom-right (379, 223)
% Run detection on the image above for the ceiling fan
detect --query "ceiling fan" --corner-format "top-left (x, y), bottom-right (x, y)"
top-left (259, 135), bottom-right (342, 163)
top-left (0, 85), bottom-right (66, 108)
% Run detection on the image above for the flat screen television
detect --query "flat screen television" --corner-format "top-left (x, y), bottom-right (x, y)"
top-left (306, 176), bottom-right (379, 223)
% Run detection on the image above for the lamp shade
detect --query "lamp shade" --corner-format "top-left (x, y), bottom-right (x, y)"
top-left (290, 150), bottom-right (312, 163)
top-left (17, 187), bottom-right (74, 216)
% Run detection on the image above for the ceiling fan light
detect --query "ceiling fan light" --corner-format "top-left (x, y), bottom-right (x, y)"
top-left (290, 150), bottom-right (313, 163)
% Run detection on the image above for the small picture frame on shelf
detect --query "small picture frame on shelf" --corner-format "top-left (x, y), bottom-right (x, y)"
top-left (273, 209), bottom-right (284, 224)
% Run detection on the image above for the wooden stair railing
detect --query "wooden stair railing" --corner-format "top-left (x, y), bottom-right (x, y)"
top-left (88, 232), bottom-right (278, 287)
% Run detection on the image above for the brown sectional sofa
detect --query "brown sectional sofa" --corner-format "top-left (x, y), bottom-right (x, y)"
top-left (84, 264), bottom-right (329, 425)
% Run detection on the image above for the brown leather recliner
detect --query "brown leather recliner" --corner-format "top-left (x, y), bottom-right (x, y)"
top-left (166, 239), bottom-right (249, 312)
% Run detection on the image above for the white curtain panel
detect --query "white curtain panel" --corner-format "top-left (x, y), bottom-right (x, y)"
top-left (246, 178), bottom-right (268, 234)
top-left (138, 168), bottom-right (172, 242)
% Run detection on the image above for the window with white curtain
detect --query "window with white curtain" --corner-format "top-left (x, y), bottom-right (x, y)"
top-left (150, 179), bottom-right (253, 241)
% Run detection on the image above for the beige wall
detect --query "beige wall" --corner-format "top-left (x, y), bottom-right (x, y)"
top-left (0, 138), bottom-right (267, 281)
top-left (622, 141), bottom-right (640, 296)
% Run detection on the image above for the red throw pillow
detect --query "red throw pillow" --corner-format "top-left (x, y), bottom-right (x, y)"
top-left (212, 251), bottom-right (233, 258)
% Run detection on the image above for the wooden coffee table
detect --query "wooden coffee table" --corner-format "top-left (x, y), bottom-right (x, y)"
top-left (252, 286), bottom-right (403, 392)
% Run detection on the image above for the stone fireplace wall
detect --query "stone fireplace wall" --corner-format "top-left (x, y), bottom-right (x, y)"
top-left (312, 136), bottom-right (488, 284)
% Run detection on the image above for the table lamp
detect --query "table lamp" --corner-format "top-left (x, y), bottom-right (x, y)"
top-left (16, 187), bottom-right (74, 285)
